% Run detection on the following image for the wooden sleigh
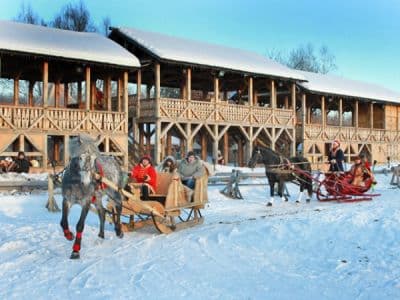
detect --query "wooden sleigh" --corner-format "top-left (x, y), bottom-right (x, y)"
top-left (102, 171), bottom-right (208, 234)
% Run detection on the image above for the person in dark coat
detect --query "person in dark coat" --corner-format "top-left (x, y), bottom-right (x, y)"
top-left (328, 140), bottom-right (344, 172)
top-left (8, 151), bottom-right (30, 173)
top-left (178, 151), bottom-right (204, 189)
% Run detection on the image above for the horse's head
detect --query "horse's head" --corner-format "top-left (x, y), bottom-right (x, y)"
top-left (74, 134), bottom-right (101, 187)
top-left (248, 146), bottom-right (263, 168)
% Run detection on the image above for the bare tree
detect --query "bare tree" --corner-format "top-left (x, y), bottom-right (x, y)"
top-left (51, 0), bottom-right (96, 32)
top-left (268, 43), bottom-right (337, 74)
top-left (14, 2), bottom-right (46, 25)
top-left (101, 16), bottom-right (112, 36)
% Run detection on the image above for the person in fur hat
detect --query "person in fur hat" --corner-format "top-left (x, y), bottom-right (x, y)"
top-left (328, 140), bottom-right (344, 172)
top-left (130, 155), bottom-right (157, 200)
top-left (157, 156), bottom-right (177, 173)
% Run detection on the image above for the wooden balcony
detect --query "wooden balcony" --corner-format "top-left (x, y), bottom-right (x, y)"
top-left (129, 98), bottom-right (295, 127)
top-left (0, 105), bottom-right (127, 134)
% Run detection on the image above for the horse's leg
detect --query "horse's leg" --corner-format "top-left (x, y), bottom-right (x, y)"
top-left (113, 200), bottom-right (124, 238)
top-left (278, 180), bottom-right (288, 202)
top-left (70, 201), bottom-right (90, 259)
top-left (296, 184), bottom-right (304, 203)
top-left (267, 179), bottom-right (275, 206)
top-left (60, 197), bottom-right (74, 241)
top-left (94, 195), bottom-right (105, 239)
top-left (306, 177), bottom-right (313, 202)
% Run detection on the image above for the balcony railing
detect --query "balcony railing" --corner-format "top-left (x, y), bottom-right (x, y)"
top-left (0, 105), bottom-right (126, 134)
top-left (130, 98), bottom-right (296, 126)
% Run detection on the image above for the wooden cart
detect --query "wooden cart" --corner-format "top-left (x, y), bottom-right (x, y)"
top-left (103, 171), bottom-right (208, 234)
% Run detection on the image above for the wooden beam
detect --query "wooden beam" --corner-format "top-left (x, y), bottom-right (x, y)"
top-left (370, 102), bottom-right (374, 129)
top-left (187, 68), bottom-right (191, 101)
top-left (321, 96), bottom-right (326, 127)
top-left (291, 83), bottom-right (296, 111)
top-left (28, 81), bottom-right (34, 106)
top-left (123, 71), bottom-right (129, 113)
top-left (136, 70), bottom-right (141, 117)
top-left (55, 80), bottom-right (60, 108)
top-left (13, 76), bottom-right (19, 106)
top-left (64, 83), bottom-right (69, 107)
top-left (77, 81), bottom-right (82, 107)
top-left (248, 77), bottom-right (253, 106)
top-left (155, 63), bottom-right (161, 99)
top-left (106, 76), bottom-right (111, 111)
top-left (43, 61), bottom-right (48, 108)
top-left (214, 77), bottom-right (219, 102)
top-left (64, 135), bottom-right (69, 166)
top-left (339, 98), bottom-right (343, 126)
top-left (354, 99), bottom-right (359, 128)
top-left (85, 66), bottom-right (90, 110)
top-left (270, 80), bottom-right (276, 108)
top-left (117, 77), bottom-right (122, 112)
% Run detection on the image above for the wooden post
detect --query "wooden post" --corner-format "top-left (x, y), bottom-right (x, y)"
top-left (64, 83), bottom-right (69, 107)
top-left (238, 140), bottom-right (244, 166)
top-left (301, 93), bottom-right (306, 152)
top-left (186, 68), bottom-right (191, 101)
top-left (321, 96), bottom-right (326, 127)
top-left (64, 135), bottom-right (70, 166)
top-left (284, 96), bottom-right (289, 109)
top-left (136, 70), bottom-right (141, 117)
top-left (55, 80), bottom-right (60, 108)
top-left (77, 81), bottom-right (82, 107)
top-left (246, 127), bottom-right (253, 163)
top-left (166, 133), bottom-right (172, 156)
top-left (43, 61), bottom-right (49, 107)
top-left (28, 81), bottom-right (34, 106)
top-left (54, 139), bottom-right (60, 163)
top-left (354, 100), bottom-right (359, 128)
top-left (155, 63), bottom-right (160, 119)
top-left (370, 102), bottom-right (374, 129)
top-left (19, 134), bottom-right (24, 152)
top-left (224, 132), bottom-right (229, 164)
top-left (213, 125), bottom-right (219, 162)
top-left (91, 81), bottom-right (96, 110)
top-left (339, 98), bottom-right (343, 126)
top-left (214, 77), bottom-right (219, 102)
top-left (270, 80), bottom-right (276, 108)
top-left (85, 66), bottom-right (90, 110)
top-left (117, 77), bottom-right (122, 112)
top-left (123, 71), bottom-right (129, 113)
top-left (154, 120), bottom-right (161, 164)
top-left (13, 76), bottom-right (19, 106)
top-left (201, 133), bottom-right (207, 161)
top-left (106, 76), bottom-right (112, 111)
top-left (291, 83), bottom-right (296, 110)
top-left (248, 77), bottom-right (253, 106)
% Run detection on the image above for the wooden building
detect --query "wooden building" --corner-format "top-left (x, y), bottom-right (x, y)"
top-left (109, 27), bottom-right (305, 165)
top-left (296, 71), bottom-right (400, 166)
top-left (0, 21), bottom-right (140, 169)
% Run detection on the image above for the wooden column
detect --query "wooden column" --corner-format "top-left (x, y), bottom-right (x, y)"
top-left (28, 81), bottom-right (34, 106)
top-left (284, 96), bottom-right (289, 109)
top-left (136, 70), bottom-right (141, 117)
top-left (291, 83), bottom-right (296, 111)
top-left (54, 139), bottom-right (60, 163)
top-left (43, 62), bottom-right (49, 107)
top-left (246, 127), bottom-right (253, 163)
top-left (270, 80), bottom-right (276, 108)
top-left (213, 125), bottom-right (219, 162)
top-left (254, 90), bottom-right (258, 106)
top-left (85, 66), bottom-right (90, 110)
top-left (370, 102), bottom-right (374, 129)
top-left (223, 132), bottom-right (229, 165)
top-left (339, 98), bottom-right (343, 126)
top-left (77, 82), bottom-right (82, 107)
top-left (55, 80), bottom-right (60, 108)
top-left (248, 77), bottom-right (253, 106)
top-left (105, 136), bottom-right (110, 152)
top-left (301, 93), bottom-right (306, 151)
top-left (201, 133), bottom-right (207, 161)
top-left (13, 76), bottom-right (19, 105)
top-left (186, 68), bottom-right (191, 101)
top-left (238, 141), bottom-right (244, 167)
top-left (123, 71), bottom-right (129, 113)
top-left (19, 134), bottom-right (24, 151)
top-left (154, 120), bottom-right (161, 164)
top-left (214, 77), bottom-right (219, 102)
top-left (117, 77), bottom-right (122, 112)
top-left (321, 96), bottom-right (326, 127)
top-left (106, 76), bottom-right (112, 111)
top-left (64, 83), bottom-right (69, 107)
top-left (354, 100), bottom-right (359, 128)
top-left (64, 135), bottom-right (70, 166)
top-left (166, 133), bottom-right (172, 156)
top-left (155, 63), bottom-right (161, 99)
top-left (90, 81), bottom-right (96, 110)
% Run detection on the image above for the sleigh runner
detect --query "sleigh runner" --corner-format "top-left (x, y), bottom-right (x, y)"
top-left (99, 171), bottom-right (208, 234)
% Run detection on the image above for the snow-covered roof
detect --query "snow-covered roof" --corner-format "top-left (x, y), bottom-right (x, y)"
top-left (0, 20), bottom-right (140, 68)
top-left (297, 70), bottom-right (400, 103)
top-left (113, 27), bottom-right (304, 81)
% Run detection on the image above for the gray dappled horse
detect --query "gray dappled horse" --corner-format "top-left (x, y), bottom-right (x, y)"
top-left (60, 134), bottom-right (124, 259)
top-left (248, 146), bottom-right (313, 206)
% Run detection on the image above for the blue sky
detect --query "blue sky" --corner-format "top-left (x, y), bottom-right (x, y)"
top-left (1, 0), bottom-right (399, 92)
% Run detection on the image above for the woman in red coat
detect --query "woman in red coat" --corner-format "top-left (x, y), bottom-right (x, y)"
top-left (131, 155), bottom-right (157, 200)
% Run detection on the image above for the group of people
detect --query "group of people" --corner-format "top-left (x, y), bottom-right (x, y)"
top-left (328, 139), bottom-right (376, 186)
top-left (129, 151), bottom-right (205, 202)
top-left (0, 151), bottom-right (31, 174)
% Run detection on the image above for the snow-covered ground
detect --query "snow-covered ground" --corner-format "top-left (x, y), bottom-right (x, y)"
top-left (0, 167), bottom-right (399, 299)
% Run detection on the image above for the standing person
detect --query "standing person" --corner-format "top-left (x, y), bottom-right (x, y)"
top-left (328, 140), bottom-right (344, 172)
top-left (178, 151), bottom-right (205, 190)
top-left (8, 151), bottom-right (30, 173)
top-left (217, 150), bottom-right (225, 165)
top-left (359, 153), bottom-right (371, 171)
top-left (130, 155), bottom-right (157, 200)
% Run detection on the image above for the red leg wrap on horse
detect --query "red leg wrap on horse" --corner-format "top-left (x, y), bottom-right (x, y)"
top-left (76, 231), bottom-right (83, 239)
top-left (63, 229), bottom-right (73, 240)
top-left (73, 243), bottom-right (80, 252)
